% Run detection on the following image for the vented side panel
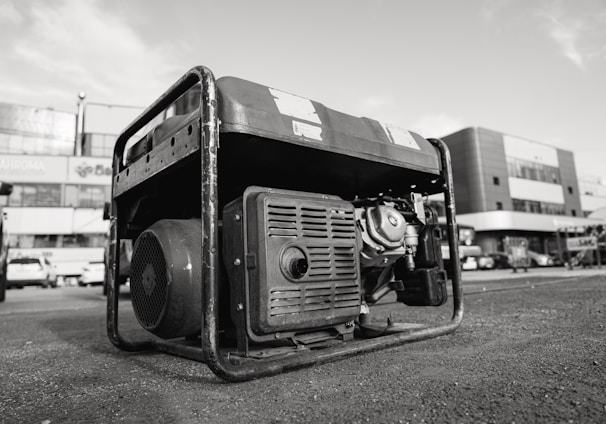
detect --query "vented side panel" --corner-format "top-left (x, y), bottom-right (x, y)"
top-left (245, 188), bottom-right (362, 336)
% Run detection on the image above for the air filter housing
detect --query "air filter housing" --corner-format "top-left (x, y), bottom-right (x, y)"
top-left (130, 219), bottom-right (202, 339)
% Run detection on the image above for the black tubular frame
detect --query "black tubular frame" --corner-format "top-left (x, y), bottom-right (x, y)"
top-left (107, 66), bottom-right (464, 382)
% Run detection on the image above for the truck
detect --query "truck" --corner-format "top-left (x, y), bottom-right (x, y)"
top-left (106, 66), bottom-right (463, 381)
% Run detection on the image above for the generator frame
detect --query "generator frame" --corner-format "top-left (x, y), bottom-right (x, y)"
top-left (107, 66), bottom-right (464, 382)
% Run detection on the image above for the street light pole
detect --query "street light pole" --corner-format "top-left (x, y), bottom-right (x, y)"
top-left (75, 92), bottom-right (86, 156)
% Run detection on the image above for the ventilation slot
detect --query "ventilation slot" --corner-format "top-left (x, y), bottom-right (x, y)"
top-left (269, 282), bottom-right (360, 316)
top-left (334, 281), bottom-right (360, 308)
top-left (266, 203), bottom-right (356, 241)
top-left (331, 209), bottom-right (356, 239)
top-left (307, 245), bottom-right (333, 278)
top-left (301, 206), bottom-right (329, 239)
top-left (269, 288), bottom-right (303, 316)
top-left (267, 204), bottom-right (297, 238)
top-left (334, 245), bottom-right (357, 278)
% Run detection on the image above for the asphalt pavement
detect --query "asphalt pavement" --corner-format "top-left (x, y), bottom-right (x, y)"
top-left (1, 268), bottom-right (605, 423)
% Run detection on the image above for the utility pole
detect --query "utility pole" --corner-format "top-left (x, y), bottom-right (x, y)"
top-left (75, 92), bottom-right (86, 156)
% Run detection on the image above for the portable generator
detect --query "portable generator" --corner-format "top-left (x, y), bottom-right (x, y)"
top-left (107, 66), bottom-right (463, 381)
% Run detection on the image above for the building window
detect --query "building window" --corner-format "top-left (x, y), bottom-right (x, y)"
top-left (0, 103), bottom-right (75, 155)
top-left (62, 233), bottom-right (107, 248)
top-left (511, 198), bottom-right (566, 215)
top-left (61, 184), bottom-right (111, 208)
top-left (568, 186), bottom-right (574, 194)
top-left (82, 133), bottom-right (116, 158)
top-left (78, 185), bottom-right (107, 208)
top-left (493, 177), bottom-right (500, 186)
top-left (5, 183), bottom-right (109, 208)
top-left (528, 200), bottom-right (542, 214)
top-left (571, 209), bottom-right (577, 217)
top-left (7, 184), bottom-right (61, 207)
top-left (496, 201), bottom-right (503, 210)
top-left (506, 157), bottom-right (561, 184)
top-left (33, 235), bottom-right (59, 248)
top-left (64, 185), bottom-right (79, 207)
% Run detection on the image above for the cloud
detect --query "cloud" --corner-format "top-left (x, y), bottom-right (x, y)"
top-left (480, 0), bottom-right (515, 22)
top-left (537, 1), bottom-right (606, 70)
top-left (3, 0), bottom-right (184, 109)
top-left (409, 114), bottom-right (467, 138)
top-left (480, 0), bottom-right (606, 70)
top-left (542, 14), bottom-right (585, 69)
top-left (0, 0), bottom-right (23, 24)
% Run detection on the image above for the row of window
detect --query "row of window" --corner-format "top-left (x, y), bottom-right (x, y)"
top-left (0, 132), bottom-right (115, 158)
top-left (82, 133), bottom-right (116, 158)
top-left (506, 157), bottom-right (561, 184)
top-left (8, 233), bottom-right (107, 249)
top-left (0, 183), bottom-right (110, 208)
top-left (493, 175), bottom-right (574, 195)
top-left (0, 132), bottom-right (75, 156)
top-left (430, 198), bottom-right (572, 217)
top-left (512, 198), bottom-right (569, 215)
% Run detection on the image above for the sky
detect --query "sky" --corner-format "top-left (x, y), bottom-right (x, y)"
top-left (1, 0), bottom-right (605, 181)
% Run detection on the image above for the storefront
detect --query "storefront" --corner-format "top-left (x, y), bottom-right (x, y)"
top-left (0, 154), bottom-right (111, 276)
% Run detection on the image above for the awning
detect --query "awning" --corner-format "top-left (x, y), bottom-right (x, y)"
top-left (455, 211), bottom-right (605, 232)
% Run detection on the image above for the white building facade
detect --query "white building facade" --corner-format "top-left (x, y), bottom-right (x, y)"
top-left (0, 102), bottom-right (113, 276)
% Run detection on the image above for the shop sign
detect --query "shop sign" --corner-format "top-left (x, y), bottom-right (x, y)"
top-left (566, 236), bottom-right (598, 252)
top-left (67, 157), bottom-right (112, 185)
top-left (0, 155), bottom-right (67, 183)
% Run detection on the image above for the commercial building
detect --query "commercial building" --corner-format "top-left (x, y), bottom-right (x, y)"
top-left (579, 176), bottom-right (606, 218)
top-left (440, 127), bottom-right (603, 255)
top-left (0, 102), bottom-right (112, 276)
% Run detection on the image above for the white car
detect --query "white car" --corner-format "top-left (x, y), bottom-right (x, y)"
top-left (476, 255), bottom-right (495, 270)
top-left (7, 257), bottom-right (58, 289)
top-left (461, 256), bottom-right (478, 271)
top-left (78, 262), bottom-right (106, 287)
top-left (527, 250), bottom-right (555, 267)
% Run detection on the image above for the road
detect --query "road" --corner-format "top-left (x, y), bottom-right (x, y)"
top-left (0, 269), bottom-right (605, 423)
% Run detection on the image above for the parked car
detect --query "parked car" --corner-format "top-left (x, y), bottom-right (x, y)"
top-left (78, 262), bottom-right (106, 287)
top-left (461, 256), bottom-right (478, 271)
top-left (487, 252), bottom-right (512, 269)
top-left (527, 250), bottom-right (555, 267)
top-left (6, 257), bottom-right (58, 289)
top-left (475, 255), bottom-right (495, 270)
